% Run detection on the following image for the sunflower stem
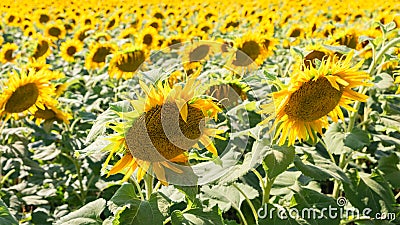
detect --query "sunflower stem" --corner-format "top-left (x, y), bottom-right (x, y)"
top-left (252, 169), bottom-right (267, 206)
top-left (62, 152), bottom-right (86, 204)
top-left (129, 177), bottom-right (145, 201)
top-left (263, 177), bottom-right (275, 206)
top-left (332, 153), bottom-right (349, 198)
top-left (232, 183), bottom-right (259, 224)
top-left (234, 204), bottom-right (248, 225)
top-left (144, 173), bottom-right (153, 200)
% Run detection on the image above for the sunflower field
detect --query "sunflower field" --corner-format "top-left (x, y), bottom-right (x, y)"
top-left (1, 0), bottom-right (400, 224)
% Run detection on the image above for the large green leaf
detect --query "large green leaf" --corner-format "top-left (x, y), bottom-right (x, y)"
top-left (55, 198), bottom-right (106, 225)
top-left (171, 207), bottom-right (223, 225)
top-left (377, 153), bottom-right (400, 188)
top-left (200, 183), bottom-right (258, 212)
top-left (343, 169), bottom-right (398, 223)
top-left (0, 199), bottom-right (18, 225)
top-left (294, 154), bottom-right (349, 183)
top-left (263, 145), bottom-right (295, 179)
top-left (110, 184), bottom-right (169, 225)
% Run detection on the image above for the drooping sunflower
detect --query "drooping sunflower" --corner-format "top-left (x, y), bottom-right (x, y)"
top-left (182, 41), bottom-right (218, 64)
top-left (0, 69), bottom-right (58, 121)
top-left (30, 36), bottom-right (53, 62)
top-left (45, 23), bottom-right (66, 41)
top-left (60, 39), bottom-right (83, 62)
top-left (31, 103), bottom-right (72, 125)
top-left (259, 51), bottom-right (371, 146)
top-left (0, 43), bottom-right (19, 64)
top-left (102, 76), bottom-right (224, 184)
top-left (84, 42), bottom-right (118, 70)
top-left (108, 44), bottom-right (148, 79)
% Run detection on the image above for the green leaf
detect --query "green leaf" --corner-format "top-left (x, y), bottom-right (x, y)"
top-left (343, 170), bottom-right (396, 219)
top-left (175, 185), bottom-right (198, 205)
top-left (110, 185), bottom-right (169, 225)
top-left (374, 73), bottom-right (394, 90)
top-left (55, 198), bottom-right (106, 225)
top-left (344, 127), bottom-right (370, 150)
top-left (110, 183), bottom-right (138, 206)
top-left (200, 183), bottom-right (258, 212)
top-left (294, 154), bottom-right (349, 183)
top-left (171, 207), bottom-right (223, 225)
top-left (323, 123), bottom-right (347, 154)
top-left (377, 153), bottom-right (400, 189)
top-left (0, 199), bottom-right (18, 225)
top-left (289, 187), bottom-right (340, 225)
top-left (263, 145), bottom-right (295, 179)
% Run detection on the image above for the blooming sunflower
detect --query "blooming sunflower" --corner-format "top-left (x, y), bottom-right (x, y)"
top-left (60, 39), bottom-right (83, 62)
top-left (259, 51), bottom-right (371, 146)
top-left (0, 43), bottom-right (19, 64)
top-left (84, 42), bottom-right (117, 70)
top-left (108, 44), bottom-right (148, 79)
top-left (136, 26), bottom-right (159, 50)
top-left (0, 69), bottom-right (58, 121)
top-left (228, 32), bottom-right (268, 69)
top-left (182, 41), bottom-right (218, 63)
top-left (102, 76), bottom-right (224, 184)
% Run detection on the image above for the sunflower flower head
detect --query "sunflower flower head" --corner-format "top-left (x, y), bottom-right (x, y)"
top-left (260, 51), bottom-right (372, 146)
top-left (102, 76), bottom-right (224, 185)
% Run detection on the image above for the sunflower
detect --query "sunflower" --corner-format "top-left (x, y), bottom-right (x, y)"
top-left (162, 33), bottom-right (186, 50)
top-left (228, 32), bottom-right (268, 69)
top-left (74, 26), bottom-right (93, 42)
top-left (259, 51), bottom-right (371, 146)
top-left (102, 76), bottom-right (224, 184)
top-left (0, 69), bottom-right (58, 121)
top-left (136, 26), bottom-right (159, 50)
top-left (118, 27), bottom-right (137, 40)
top-left (45, 23), bottom-right (66, 40)
top-left (301, 44), bottom-right (336, 70)
top-left (31, 103), bottom-right (72, 125)
top-left (60, 39), bottom-right (83, 62)
top-left (182, 41), bottom-right (218, 63)
top-left (206, 73), bottom-right (250, 108)
top-left (395, 75), bottom-right (400, 94)
top-left (104, 15), bottom-right (119, 30)
top-left (84, 42), bottom-right (117, 70)
top-left (0, 43), bottom-right (19, 64)
top-left (330, 28), bottom-right (359, 49)
top-left (30, 36), bottom-right (53, 62)
top-left (108, 44), bottom-right (148, 79)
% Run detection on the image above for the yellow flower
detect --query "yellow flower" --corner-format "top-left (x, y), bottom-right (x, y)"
top-left (0, 69), bottom-right (58, 121)
top-left (84, 42), bottom-right (117, 70)
top-left (31, 103), bottom-right (72, 125)
top-left (260, 51), bottom-right (371, 146)
top-left (0, 43), bottom-right (19, 64)
top-left (30, 36), bottom-right (53, 62)
top-left (45, 22), bottom-right (66, 40)
top-left (60, 39), bottom-right (83, 62)
top-left (108, 44), bottom-right (148, 79)
top-left (103, 76), bottom-right (224, 184)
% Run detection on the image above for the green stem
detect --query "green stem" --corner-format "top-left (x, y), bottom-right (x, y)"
top-left (129, 177), bottom-right (145, 201)
top-left (144, 173), bottom-right (153, 200)
top-left (252, 169), bottom-right (267, 205)
top-left (163, 202), bottom-right (192, 224)
top-left (62, 153), bottom-right (86, 203)
top-left (264, 177), bottom-right (275, 206)
top-left (153, 181), bottom-right (162, 192)
top-left (395, 191), bottom-right (400, 200)
top-left (232, 183), bottom-right (259, 224)
top-left (233, 204), bottom-right (248, 225)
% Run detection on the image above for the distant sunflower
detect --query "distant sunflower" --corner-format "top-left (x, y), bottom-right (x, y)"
top-left (104, 15), bottom-right (119, 30)
top-left (229, 33), bottom-right (268, 68)
top-left (108, 44), bottom-right (148, 79)
top-left (260, 51), bottom-right (371, 146)
top-left (30, 36), bottom-right (52, 62)
top-left (118, 27), bottom-right (137, 40)
top-left (136, 27), bottom-right (159, 50)
top-left (45, 23), bottom-right (66, 40)
top-left (84, 42), bottom-right (117, 70)
top-left (163, 34), bottom-right (186, 50)
top-left (301, 44), bottom-right (336, 70)
top-left (330, 28), bottom-right (358, 49)
top-left (102, 77), bottom-right (223, 184)
top-left (0, 69), bottom-right (58, 121)
top-left (0, 43), bottom-right (19, 64)
top-left (182, 41), bottom-right (217, 63)
top-left (60, 39), bottom-right (83, 62)
top-left (31, 103), bottom-right (71, 125)
top-left (74, 26), bottom-right (92, 42)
